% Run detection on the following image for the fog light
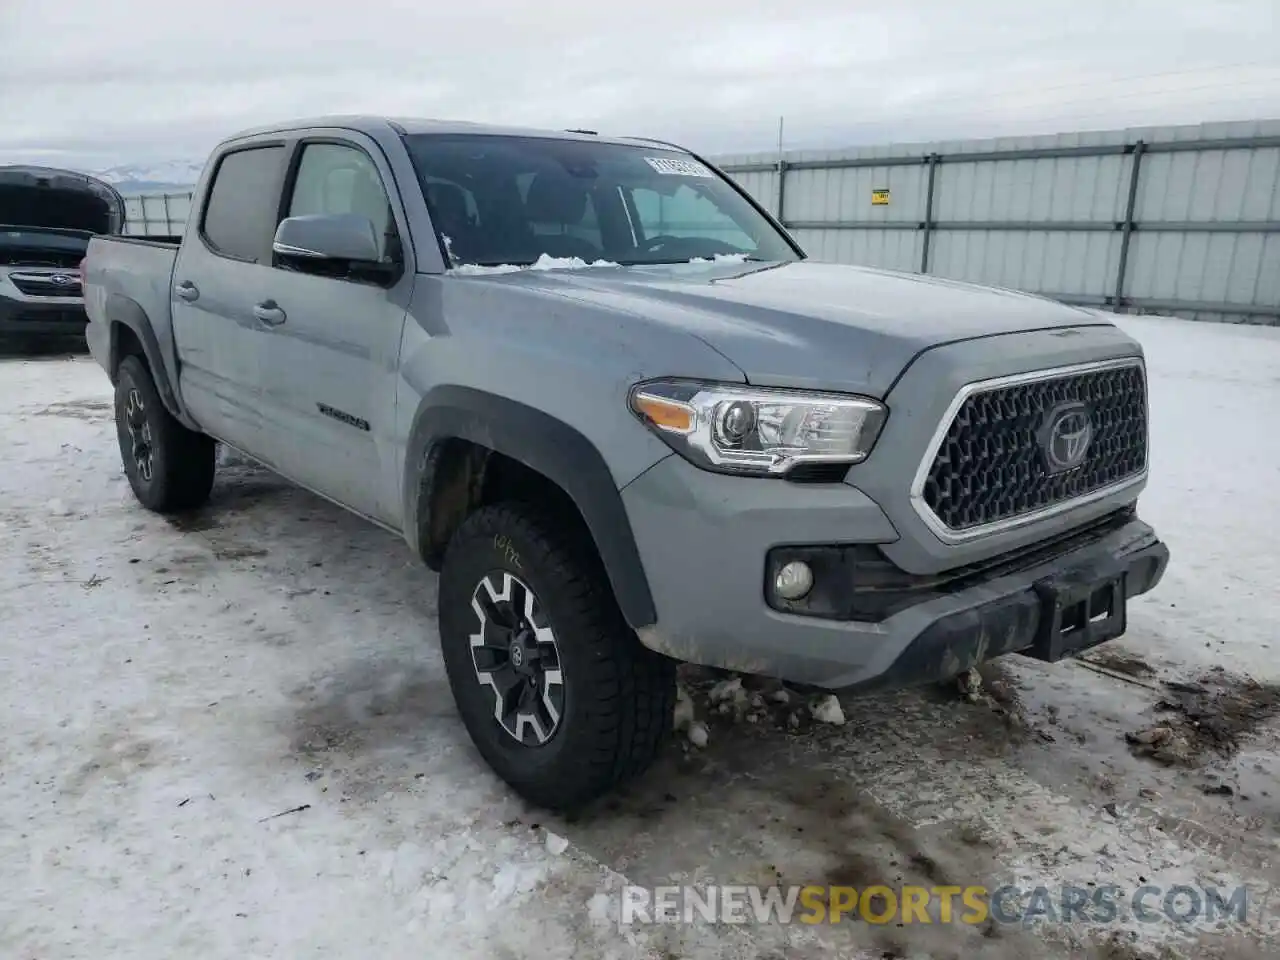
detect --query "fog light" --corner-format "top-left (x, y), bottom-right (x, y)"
top-left (774, 560), bottom-right (814, 601)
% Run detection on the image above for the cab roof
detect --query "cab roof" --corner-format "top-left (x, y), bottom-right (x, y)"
top-left (220, 115), bottom-right (688, 153)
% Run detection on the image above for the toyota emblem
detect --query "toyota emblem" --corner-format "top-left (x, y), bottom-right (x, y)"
top-left (1040, 403), bottom-right (1093, 473)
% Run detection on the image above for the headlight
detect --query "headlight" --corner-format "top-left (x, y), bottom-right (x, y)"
top-left (629, 379), bottom-right (887, 477)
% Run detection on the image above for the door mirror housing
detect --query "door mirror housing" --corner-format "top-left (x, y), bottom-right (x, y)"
top-left (273, 213), bottom-right (380, 262)
top-left (272, 214), bottom-right (396, 282)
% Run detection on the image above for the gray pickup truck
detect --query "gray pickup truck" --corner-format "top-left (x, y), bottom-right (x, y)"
top-left (83, 115), bottom-right (1169, 810)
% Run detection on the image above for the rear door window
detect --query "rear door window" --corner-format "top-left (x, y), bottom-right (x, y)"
top-left (200, 146), bottom-right (285, 261)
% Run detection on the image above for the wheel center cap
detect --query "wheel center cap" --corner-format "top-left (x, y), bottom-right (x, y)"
top-left (469, 572), bottom-right (565, 747)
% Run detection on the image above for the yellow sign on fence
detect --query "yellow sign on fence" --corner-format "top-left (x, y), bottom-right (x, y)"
top-left (871, 188), bottom-right (891, 206)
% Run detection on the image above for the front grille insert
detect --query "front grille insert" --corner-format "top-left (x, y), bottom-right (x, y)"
top-left (916, 359), bottom-right (1148, 536)
top-left (9, 274), bottom-right (82, 297)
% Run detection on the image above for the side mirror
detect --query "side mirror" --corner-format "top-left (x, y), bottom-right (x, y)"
top-left (272, 213), bottom-right (382, 265)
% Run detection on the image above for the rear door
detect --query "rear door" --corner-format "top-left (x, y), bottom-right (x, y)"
top-left (257, 135), bottom-right (414, 527)
top-left (171, 144), bottom-right (287, 459)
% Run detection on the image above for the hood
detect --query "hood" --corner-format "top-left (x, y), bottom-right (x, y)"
top-left (0, 165), bottom-right (125, 236)
top-left (467, 259), bottom-right (1112, 396)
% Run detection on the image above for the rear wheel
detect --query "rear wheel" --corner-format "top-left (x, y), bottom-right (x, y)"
top-left (113, 355), bottom-right (215, 512)
top-left (438, 502), bottom-right (675, 811)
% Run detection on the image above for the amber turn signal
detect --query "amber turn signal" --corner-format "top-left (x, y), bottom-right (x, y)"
top-left (631, 391), bottom-right (696, 433)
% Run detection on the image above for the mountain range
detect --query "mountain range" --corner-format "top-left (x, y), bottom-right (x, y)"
top-left (93, 160), bottom-right (203, 195)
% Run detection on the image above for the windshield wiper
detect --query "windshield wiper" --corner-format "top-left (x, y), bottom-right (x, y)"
top-left (613, 256), bottom-right (770, 267)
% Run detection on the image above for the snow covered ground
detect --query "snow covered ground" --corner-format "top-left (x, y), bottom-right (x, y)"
top-left (1, 316), bottom-right (1277, 960)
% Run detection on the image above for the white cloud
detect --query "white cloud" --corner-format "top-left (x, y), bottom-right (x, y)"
top-left (0, 0), bottom-right (1277, 171)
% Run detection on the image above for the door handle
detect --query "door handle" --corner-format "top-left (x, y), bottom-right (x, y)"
top-left (253, 300), bottom-right (287, 326)
top-left (176, 281), bottom-right (199, 302)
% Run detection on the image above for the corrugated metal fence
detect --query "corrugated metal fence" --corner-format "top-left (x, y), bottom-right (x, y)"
top-left (713, 119), bottom-right (1280, 324)
top-left (122, 192), bottom-right (191, 237)
top-left (123, 119), bottom-right (1280, 323)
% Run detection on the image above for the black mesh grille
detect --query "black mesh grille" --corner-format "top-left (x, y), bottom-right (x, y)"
top-left (922, 363), bottom-right (1147, 532)
top-left (8, 307), bottom-right (86, 325)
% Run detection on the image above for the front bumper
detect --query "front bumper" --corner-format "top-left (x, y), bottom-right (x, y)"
top-left (0, 296), bottom-right (88, 338)
top-left (622, 455), bottom-right (1169, 691)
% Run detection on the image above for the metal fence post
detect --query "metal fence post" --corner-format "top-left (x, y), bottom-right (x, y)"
top-left (1113, 140), bottom-right (1145, 313)
top-left (920, 153), bottom-right (939, 273)
top-left (162, 193), bottom-right (172, 236)
top-left (775, 158), bottom-right (788, 224)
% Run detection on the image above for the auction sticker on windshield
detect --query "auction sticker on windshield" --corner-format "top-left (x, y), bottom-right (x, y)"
top-left (645, 157), bottom-right (715, 177)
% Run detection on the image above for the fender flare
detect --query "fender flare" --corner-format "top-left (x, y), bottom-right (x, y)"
top-left (403, 385), bottom-right (657, 629)
top-left (104, 293), bottom-right (187, 422)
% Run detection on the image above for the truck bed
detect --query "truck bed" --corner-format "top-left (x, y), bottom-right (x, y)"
top-left (82, 233), bottom-right (180, 387)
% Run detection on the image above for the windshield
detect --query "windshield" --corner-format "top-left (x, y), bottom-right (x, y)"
top-left (402, 134), bottom-right (799, 268)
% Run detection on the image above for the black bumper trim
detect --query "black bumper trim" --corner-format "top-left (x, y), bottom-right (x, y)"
top-left (767, 504), bottom-right (1139, 623)
top-left (839, 535), bottom-right (1170, 695)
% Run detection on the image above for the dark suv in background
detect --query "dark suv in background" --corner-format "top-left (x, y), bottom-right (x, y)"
top-left (1, 166), bottom-right (125, 347)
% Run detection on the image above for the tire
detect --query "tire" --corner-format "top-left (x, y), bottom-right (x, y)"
top-left (113, 355), bottom-right (215, 513)
top-left (438, 502), bottom-right (675, 811)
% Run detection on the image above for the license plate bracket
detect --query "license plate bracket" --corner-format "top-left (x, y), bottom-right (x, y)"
top-left (1028, 569), bottom-right (1128, 662)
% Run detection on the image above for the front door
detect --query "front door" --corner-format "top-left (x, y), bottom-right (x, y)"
top-left (257, 137), bottom-right (413, 527)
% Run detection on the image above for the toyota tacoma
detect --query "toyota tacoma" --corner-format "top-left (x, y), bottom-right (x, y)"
top-left (82, 116), bottom-right (1170, 810)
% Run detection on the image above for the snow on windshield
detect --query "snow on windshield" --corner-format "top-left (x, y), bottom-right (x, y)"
top-left (448, 253), bottom-right (620, 275)
top-left (446, 252), bottom-right (754, 276)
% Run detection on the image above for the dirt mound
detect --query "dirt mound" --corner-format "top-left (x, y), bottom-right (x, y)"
top-left (673, 666), bottom-right (837, 743)
top-left (1126, 667), bottom-right (1280, 767)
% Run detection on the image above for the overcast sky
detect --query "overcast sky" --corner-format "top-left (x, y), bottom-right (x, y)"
top-left (1, 0), bottom-right (1278, 172)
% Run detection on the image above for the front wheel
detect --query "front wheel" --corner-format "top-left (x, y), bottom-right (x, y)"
top-left (113, 355), bottom-right (216, 512)
top-left (438, 503), bottom-right (675, 811)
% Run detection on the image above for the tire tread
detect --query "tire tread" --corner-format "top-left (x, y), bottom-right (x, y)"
top-left (439, 501), bottom-right (674, 810)
top-left (115, 355), bottom-right (215, 513)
